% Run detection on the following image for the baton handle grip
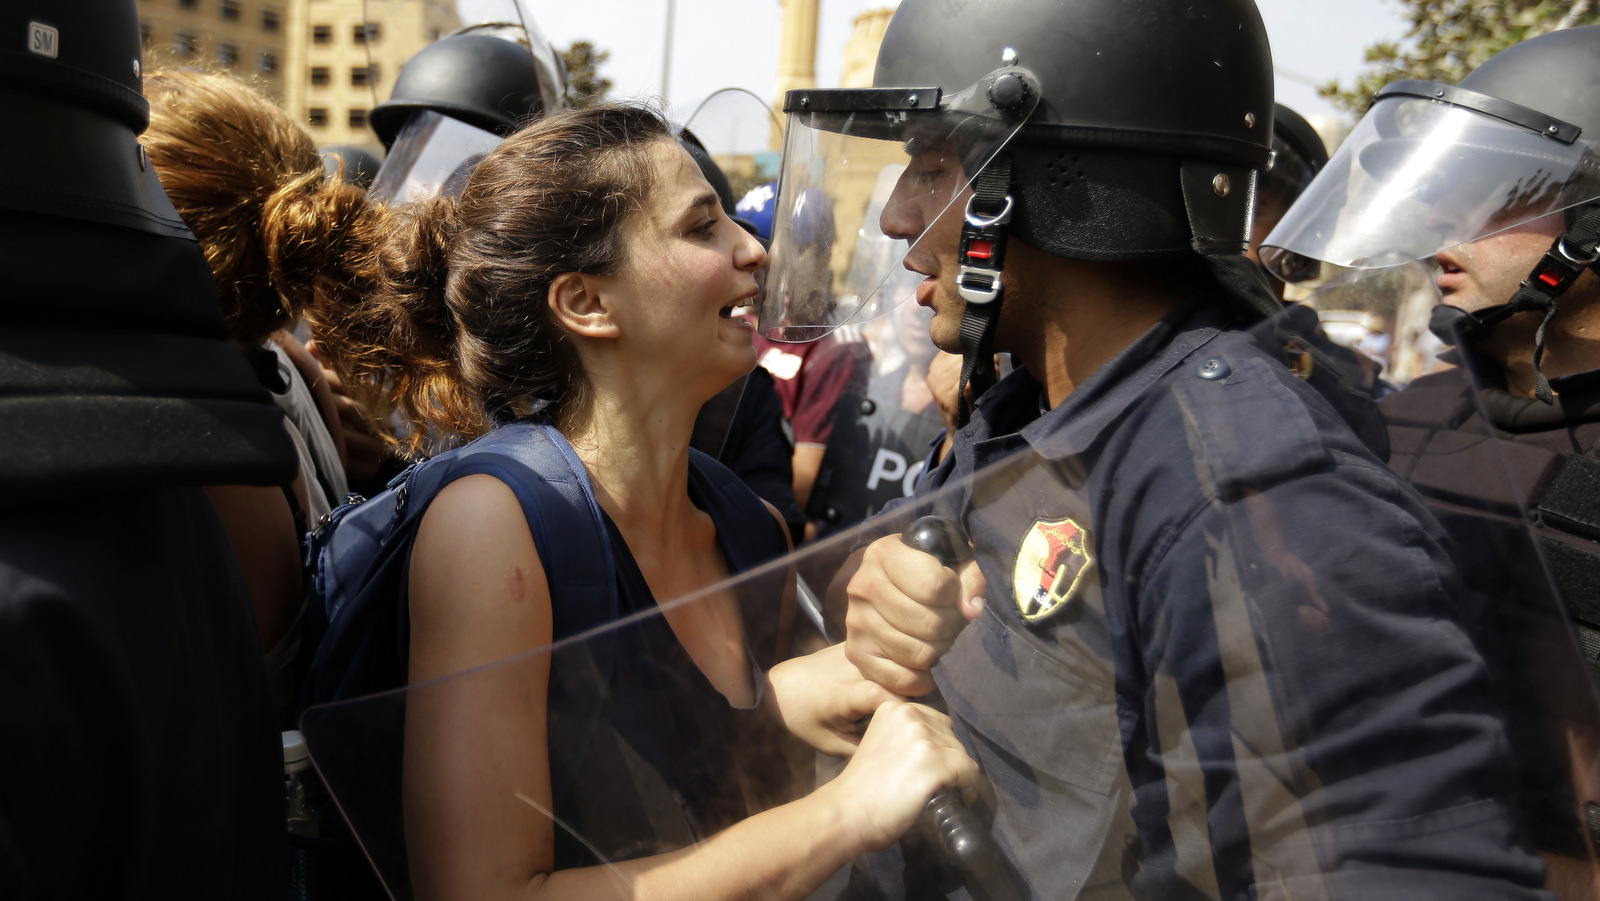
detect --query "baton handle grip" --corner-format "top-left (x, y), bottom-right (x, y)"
top-left (900, 514), bottom-right (973, 567)
top-left (899, 516), bottom-right (1015, 901)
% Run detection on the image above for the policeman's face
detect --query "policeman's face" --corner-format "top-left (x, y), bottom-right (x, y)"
top-left (1433, 212), bottom-right (1563, 317)
top-left (880, 143), bottom-right (973, 353)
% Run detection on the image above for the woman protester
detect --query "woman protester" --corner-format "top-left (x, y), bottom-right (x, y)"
top-left (142, 68), bottom-right (384, 719)
top-left (309, 103), bottom-right (976, 899)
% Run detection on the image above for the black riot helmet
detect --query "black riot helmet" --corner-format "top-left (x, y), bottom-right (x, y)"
top-left (763, 0), bottom-right (1276, 415)
top-left (1263, 25), bottom-right (1600, 402)
top-left (0, 0), bottom-right (187, 237)
top-left (0, 0), bottom-right (296, 501)
top-left (367, 29), bottom-right (567, 204)
top-left (369, 33), bottom-right (558, 148)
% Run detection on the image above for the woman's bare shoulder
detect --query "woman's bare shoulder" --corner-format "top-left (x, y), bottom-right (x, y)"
top-left (409, 474), bottom-right (553, 681)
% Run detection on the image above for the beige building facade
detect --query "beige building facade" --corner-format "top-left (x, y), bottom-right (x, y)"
top-left (137, 0), bottom-right (291, 97)
top-left (825, 7), bottom-right (899, 282)
top-left (136, 0), bottom-right (454, 155)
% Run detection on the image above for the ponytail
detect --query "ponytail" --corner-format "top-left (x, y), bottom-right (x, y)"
top-left (308, 196), bottom-right (490, 455)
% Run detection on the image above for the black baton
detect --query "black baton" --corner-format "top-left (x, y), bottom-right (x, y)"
top-left (900, 515), bottom-right (1018, 901)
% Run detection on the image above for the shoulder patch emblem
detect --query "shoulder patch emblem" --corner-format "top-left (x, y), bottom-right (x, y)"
top-left (1013, 517), bottom-right (1094, 621)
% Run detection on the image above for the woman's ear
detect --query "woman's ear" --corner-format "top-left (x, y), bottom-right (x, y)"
top-left (548, 272), bottom-right (618, 339)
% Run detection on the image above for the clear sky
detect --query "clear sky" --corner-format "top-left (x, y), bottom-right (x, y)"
top-left (521, 0), bottom-right (1412, 144)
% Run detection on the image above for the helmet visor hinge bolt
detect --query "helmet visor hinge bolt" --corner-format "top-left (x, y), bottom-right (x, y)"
top-left (1212, 174), bottom-right (1231, 197)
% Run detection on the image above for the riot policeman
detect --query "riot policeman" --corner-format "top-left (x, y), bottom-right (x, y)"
top-left (0, 0), bottom-right (297, 893)
top-left (367, 26), bottom-right (567, 204)
top-left (1264, 25), bottom-right (1600, 895)
top-left (765, 0), bottom-right (1547, 895)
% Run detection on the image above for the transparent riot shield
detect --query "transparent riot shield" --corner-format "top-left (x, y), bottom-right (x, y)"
top-left (299, 278), bottom-right (1597, 899)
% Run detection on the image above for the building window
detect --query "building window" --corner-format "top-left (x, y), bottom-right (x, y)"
top-left (310, 66), bottom-right (330, 86)
top-left (220, 0), bottom-right (239, 20)
top-left (259, 52), bottom-right (278, 74)
top-left (174, 32), bottom-right (197, 57)
top-left (353, 22), bottom-right (380, 43)
top-left (140, 23), bottom-right (154, 47)
top-left (218, 43), bottom-right (238, 68)
top-left (261, 9), bottom-right (280, 31)
top-left (308, 108), bottom-right (328, 128)
top-left (348, 108), bottom-right (368, 129)
top-left (311, 24), bottom-right (331, 43)
top-left (350, 66), bottom-right (371, 87)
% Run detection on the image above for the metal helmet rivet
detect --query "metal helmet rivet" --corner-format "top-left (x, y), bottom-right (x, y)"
top-left (1001, 46), bottom-right (1019, 66)
top-left (908, 93), bottom-right (919, 107)
top-left (133, 59), bottom-right (141, 78)
top-left (1212, 174), bottom-right (1231, 197)
top-left (988, 73), bottom-right (1030, 112)
top-left (1244, 112), bottom-right (1256, 128)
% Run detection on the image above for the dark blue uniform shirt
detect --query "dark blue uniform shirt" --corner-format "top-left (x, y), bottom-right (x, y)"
top-left (914, 294), bottom-right (1547, 899)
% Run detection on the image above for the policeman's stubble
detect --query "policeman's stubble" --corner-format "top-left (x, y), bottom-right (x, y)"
top-left (1445, 220), bottom-right (1600, 395)
top-left (984, 242), bottom-right (1188, 410)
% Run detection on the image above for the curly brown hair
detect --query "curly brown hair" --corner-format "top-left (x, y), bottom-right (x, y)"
top-left (142, 67), bottom-right (384, 352)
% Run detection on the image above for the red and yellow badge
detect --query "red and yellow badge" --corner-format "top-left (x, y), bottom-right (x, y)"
top-left (1012, 517), bottom-right (1094, 621)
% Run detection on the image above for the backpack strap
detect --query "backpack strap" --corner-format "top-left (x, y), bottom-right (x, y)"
top-left (435, 420), bottom-right (620, 640)
top-left (423, 419), bottom-right (622, 801)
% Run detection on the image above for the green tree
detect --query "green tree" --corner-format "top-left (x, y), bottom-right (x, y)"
top-left (1322, 1), bottom-right (1600, 116)
top-left (561, 40), bottom-right (613, 109)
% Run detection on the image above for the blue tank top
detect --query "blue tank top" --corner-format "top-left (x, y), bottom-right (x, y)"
top-left (545, 451), bottom-right (795, 868)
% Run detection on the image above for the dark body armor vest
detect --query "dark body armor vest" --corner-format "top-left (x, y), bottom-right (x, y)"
top-left (1383, 366), bottom-right (1600, 856)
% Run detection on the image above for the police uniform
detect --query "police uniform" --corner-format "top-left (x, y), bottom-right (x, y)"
top-left (912, 293), bottom-right (1546, 899)
top-left (1384, 359), bottom-right (1600, 860)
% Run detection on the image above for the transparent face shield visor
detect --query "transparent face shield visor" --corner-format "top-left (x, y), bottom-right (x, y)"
top-left (1260, 83), bottom-right (1599, 279)
top-left (367, 110), bottom-right (504, 205)
top-left (760, 78), bottom-right (1038, 343)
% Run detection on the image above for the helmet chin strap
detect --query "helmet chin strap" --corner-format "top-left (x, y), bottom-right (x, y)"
top-left (1428, 203), bottom-right (1600, 404)
top-left (953, 155), bottom-right (1014, 428)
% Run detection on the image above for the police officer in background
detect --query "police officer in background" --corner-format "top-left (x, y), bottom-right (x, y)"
top-left (1249, 103), bottom-right (1329, 296)
top-left (0, 0), bottom-right (297, 894)
top-left (1264, 25), bottom-right (1600, 898)
top-left (366, 24), bottom-right (566, 204)
top-left (766, 0), bottom-right (1547, 895)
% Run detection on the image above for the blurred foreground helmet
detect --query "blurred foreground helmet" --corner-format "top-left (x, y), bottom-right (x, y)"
top-left (369, 30), bottom-right (567, 204)
top-left (763, 0), bottom-right (1276, 344)
top-left (0, 0), bottom-right (296, 501)
top-left (1262, 25), bottom-right (1600, 400)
